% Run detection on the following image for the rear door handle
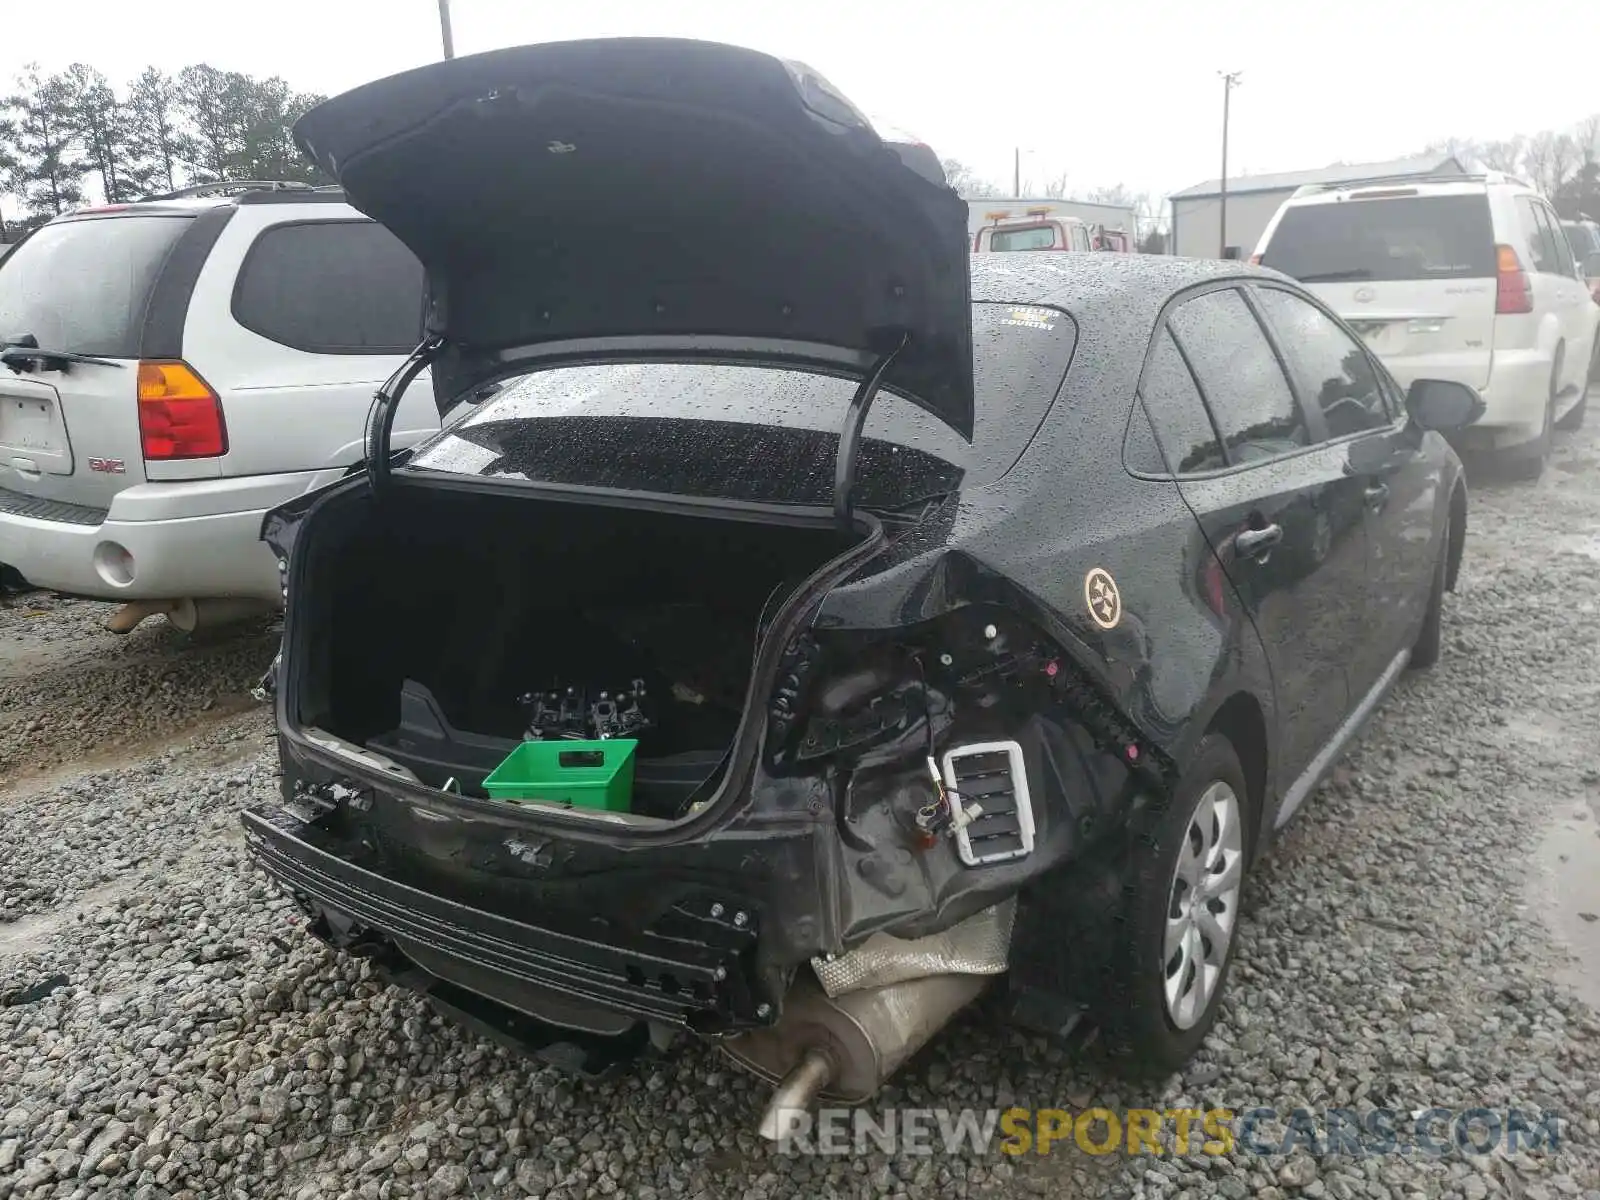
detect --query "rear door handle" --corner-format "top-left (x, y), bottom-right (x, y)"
top-left (1235, 524), bottom-right (1283, 560)
top-left (1364, 481), bottom-right (1390, 510)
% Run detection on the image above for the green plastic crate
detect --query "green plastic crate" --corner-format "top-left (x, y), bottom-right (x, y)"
top-left (482, 739), bottom-right (637, 811)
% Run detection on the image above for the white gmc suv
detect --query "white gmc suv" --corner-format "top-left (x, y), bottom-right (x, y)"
top-left (1252, 169), bottom-right (1600, 478)
top-left (0, 181), bottom-right (440, 630)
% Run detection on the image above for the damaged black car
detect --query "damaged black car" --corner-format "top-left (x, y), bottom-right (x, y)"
top-left (244, 37), bottom-right (1478, 1138)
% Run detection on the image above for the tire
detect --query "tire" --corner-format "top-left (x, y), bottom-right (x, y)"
top-left (1557, 344), bottom-right (1594, 431)
top-left (1556, 390), bottom-right (1588, 432)
top-left (1409, 509), bottom-right (1449, 670)
top-left (1100, 734), bottom-right (1253, 1072)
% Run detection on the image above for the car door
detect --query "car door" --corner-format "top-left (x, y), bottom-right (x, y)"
top-left (1518, 196), bottom-right (1590, 401)
top-left (1251, 284), bottom-right (1438, 685)
top-left (1151, 284), bottom-right (1367, 788)
top-left (1531, 200), bottom-right (1597, 398)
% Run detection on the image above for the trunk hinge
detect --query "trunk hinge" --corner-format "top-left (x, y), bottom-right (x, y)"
top-left (364, 335), bottom-right (446, 493)
top-left (833, 330), bottom-right (911, 527)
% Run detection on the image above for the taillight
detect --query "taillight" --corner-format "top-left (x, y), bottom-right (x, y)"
top-left (137, 361), bottom-right (227, 460)
top-left (1495, 244), bottom-right (1532, 315)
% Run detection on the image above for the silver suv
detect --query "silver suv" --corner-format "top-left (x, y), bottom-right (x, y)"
top-left (0, 182), bottom-right (439, 630)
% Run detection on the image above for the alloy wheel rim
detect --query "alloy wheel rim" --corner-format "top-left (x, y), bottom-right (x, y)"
top-left (1163, 780), bottom-right (1244, 1030)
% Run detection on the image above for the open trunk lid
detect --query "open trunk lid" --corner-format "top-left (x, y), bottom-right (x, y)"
top-left (291, 37), bottom-right (976, 437)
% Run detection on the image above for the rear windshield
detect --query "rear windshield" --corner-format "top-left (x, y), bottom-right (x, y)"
top-left (0, 215), bottom-right (191, 357)
top-left (1260, 195), bottom-right (1496, 283)
top-left (407, 301), bottom-right (1078, 506)
top-left (987, 226), bottom-right (1057, 251)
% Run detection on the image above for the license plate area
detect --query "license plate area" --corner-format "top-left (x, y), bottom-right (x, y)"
top-left (0, 388), bottom-right (73, 475)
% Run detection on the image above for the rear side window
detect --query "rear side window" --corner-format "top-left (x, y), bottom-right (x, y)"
top-left (1133, 328), bottom-right (1226, 474)
top-left (1259, 194), bottom-right (1496, 282)
top-left (232, 221), bottom-right (424, 354)
top-left (1532, 203), bottom-right (1577, 277)
top-left (1514, 198), bottom-right (1562, 275)
top-left (1254, 288), bottom-right (1392, 438)
top-left (0, 215), bottom-right (191, 357)
top-left (1169, 288), bottom-right (1308, 464)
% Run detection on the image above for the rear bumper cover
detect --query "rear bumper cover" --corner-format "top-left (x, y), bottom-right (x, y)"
top-left (0, 468), bottom-right (347, 601)
top-left (243, 802), bottom-right (780, 1036)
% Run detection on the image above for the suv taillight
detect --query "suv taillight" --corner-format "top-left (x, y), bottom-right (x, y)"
top-left (1495, 244), bottom-right (1533, 315)
top-left (137, 361), bottom-right (227, 460)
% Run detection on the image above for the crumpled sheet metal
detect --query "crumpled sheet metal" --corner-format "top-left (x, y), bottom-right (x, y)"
top-left (811, 896), bottom-right (1017, 998)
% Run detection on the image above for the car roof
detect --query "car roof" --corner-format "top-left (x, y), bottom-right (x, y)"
top-left (1279, 173), bottom-right (1539, 209)
top-left (972, 252), bottom-right (1268, 327)
top-left (47, 185), bottom-right (351, 224)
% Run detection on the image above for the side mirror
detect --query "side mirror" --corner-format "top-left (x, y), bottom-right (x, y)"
top-left (1584, 252), bottom-right (1600, 279)
top-left (1406, 378), bottom-right (1485, 432)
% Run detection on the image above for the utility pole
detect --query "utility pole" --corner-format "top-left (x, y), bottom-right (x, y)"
top-left (1013, 147), bottom-right (1020, 196)
top-left (438, 0), bottom-right (455, 59)
top-left (1219, 71), bottom-right (1242, 258)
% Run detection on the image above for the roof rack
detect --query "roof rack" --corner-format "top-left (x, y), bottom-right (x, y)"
top-left (148, 180), bottom-right (318, 201)
top-left (1290, 169), bottom-right (1536, 198)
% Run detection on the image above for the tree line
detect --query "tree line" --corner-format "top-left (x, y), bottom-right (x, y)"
top-left (0, 62), bottom-right (328, 237)
top-left (1425, 115), bottom-right (1600, 219)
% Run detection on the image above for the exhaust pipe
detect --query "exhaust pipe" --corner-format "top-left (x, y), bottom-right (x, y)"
top-left (166, 597), bottom-right (273, 633)
top-left (724, 969), bottom-right (991, 1141)
top-left (106, 597), bottom-right (274, 634)
top-left (106, 599), bottom-right (179, 634)
top-left (757, 1048), bottom-right (835, 1142)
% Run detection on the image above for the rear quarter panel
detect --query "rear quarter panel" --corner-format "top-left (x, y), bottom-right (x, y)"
top-left (818, 294), bottom-right (1278, 800)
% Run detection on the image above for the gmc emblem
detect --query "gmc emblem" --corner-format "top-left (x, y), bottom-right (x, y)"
top-left (87, 457), bottom-right (126, 474)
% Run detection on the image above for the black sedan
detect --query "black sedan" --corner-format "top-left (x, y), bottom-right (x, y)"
top-left (243, 37), bottom-right (1477, 1140)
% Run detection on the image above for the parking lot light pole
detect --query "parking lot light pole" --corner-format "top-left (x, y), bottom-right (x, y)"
top-left (438, 0), bottom-right (455, 59)
top-left (1219, 71), bottom-right (1242, 257)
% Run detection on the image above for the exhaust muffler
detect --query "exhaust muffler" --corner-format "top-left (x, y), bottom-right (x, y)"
top-left (166, 597), bottom-right (274, 633)
top-left (727, 970), bottom-right (991, 1140)
top-left (723, 899), bottom-right (1015, 1140)
top-left (106, 597), bottom-right (274, 634)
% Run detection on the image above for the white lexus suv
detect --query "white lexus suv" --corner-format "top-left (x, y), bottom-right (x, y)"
top-left (1252, 169), bottom-right (1600, 478)
top-left (0, 181), bottom-right (440, 630)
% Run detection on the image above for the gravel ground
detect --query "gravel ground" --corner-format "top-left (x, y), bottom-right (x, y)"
top-left (3, 405), bottom-right (1600, 1200)
top-left (0, 596), bottom-right (279, 779)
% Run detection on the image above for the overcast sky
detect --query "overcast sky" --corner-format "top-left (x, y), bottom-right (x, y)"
top-left (4, 0), bottom-right (1599, 204)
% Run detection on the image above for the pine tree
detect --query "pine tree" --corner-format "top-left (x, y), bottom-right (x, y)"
top-left (124, 68), bottom-right (194, 195)
top-left (4, 65), bottom-right (88, 220)
top-left (61, 64), bottom-right (130, 202)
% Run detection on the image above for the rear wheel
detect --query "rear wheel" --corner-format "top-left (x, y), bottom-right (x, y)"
top-left (1101, 734), bottom-right (1252, 1071)
top-left (1409, 508), bottom-right (1450, 670)
top-left (1556, 344), bottom-right (1594, 431)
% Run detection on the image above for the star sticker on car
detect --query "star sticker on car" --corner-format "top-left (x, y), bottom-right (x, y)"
top-left (1084, 567), bottom-right (1122, 630)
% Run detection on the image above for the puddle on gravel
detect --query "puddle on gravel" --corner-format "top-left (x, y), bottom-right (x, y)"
top-left (0, 877), bottom-right (142, 960)
top-left (1528, 798), bottom-right (1600, 1011)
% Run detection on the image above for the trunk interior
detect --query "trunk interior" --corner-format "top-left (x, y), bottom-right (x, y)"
top-left (294, 481), bottom-right (863, 821)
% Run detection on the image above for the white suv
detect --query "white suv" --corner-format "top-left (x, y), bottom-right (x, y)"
top-left (1252, 170), bottom-right (1600, 477)
top-left (0, 182), bottom-right (440, 629)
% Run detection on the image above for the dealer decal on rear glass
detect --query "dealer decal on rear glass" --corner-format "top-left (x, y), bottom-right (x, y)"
top-left (1000, 306), bottom-right (1058, 331)
top-left (1084, 567), bottom-right (1122, 630)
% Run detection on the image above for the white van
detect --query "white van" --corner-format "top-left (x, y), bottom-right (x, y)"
top-left (1252, 170), bottom-right (1599, 478)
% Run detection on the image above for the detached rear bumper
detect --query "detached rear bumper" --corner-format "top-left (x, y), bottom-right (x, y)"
top-left (242, 804), bottom-right (776, 1039)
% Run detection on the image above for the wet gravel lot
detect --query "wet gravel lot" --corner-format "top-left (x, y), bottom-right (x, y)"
top-left (3, 403), bottom-right (1600, 1200)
